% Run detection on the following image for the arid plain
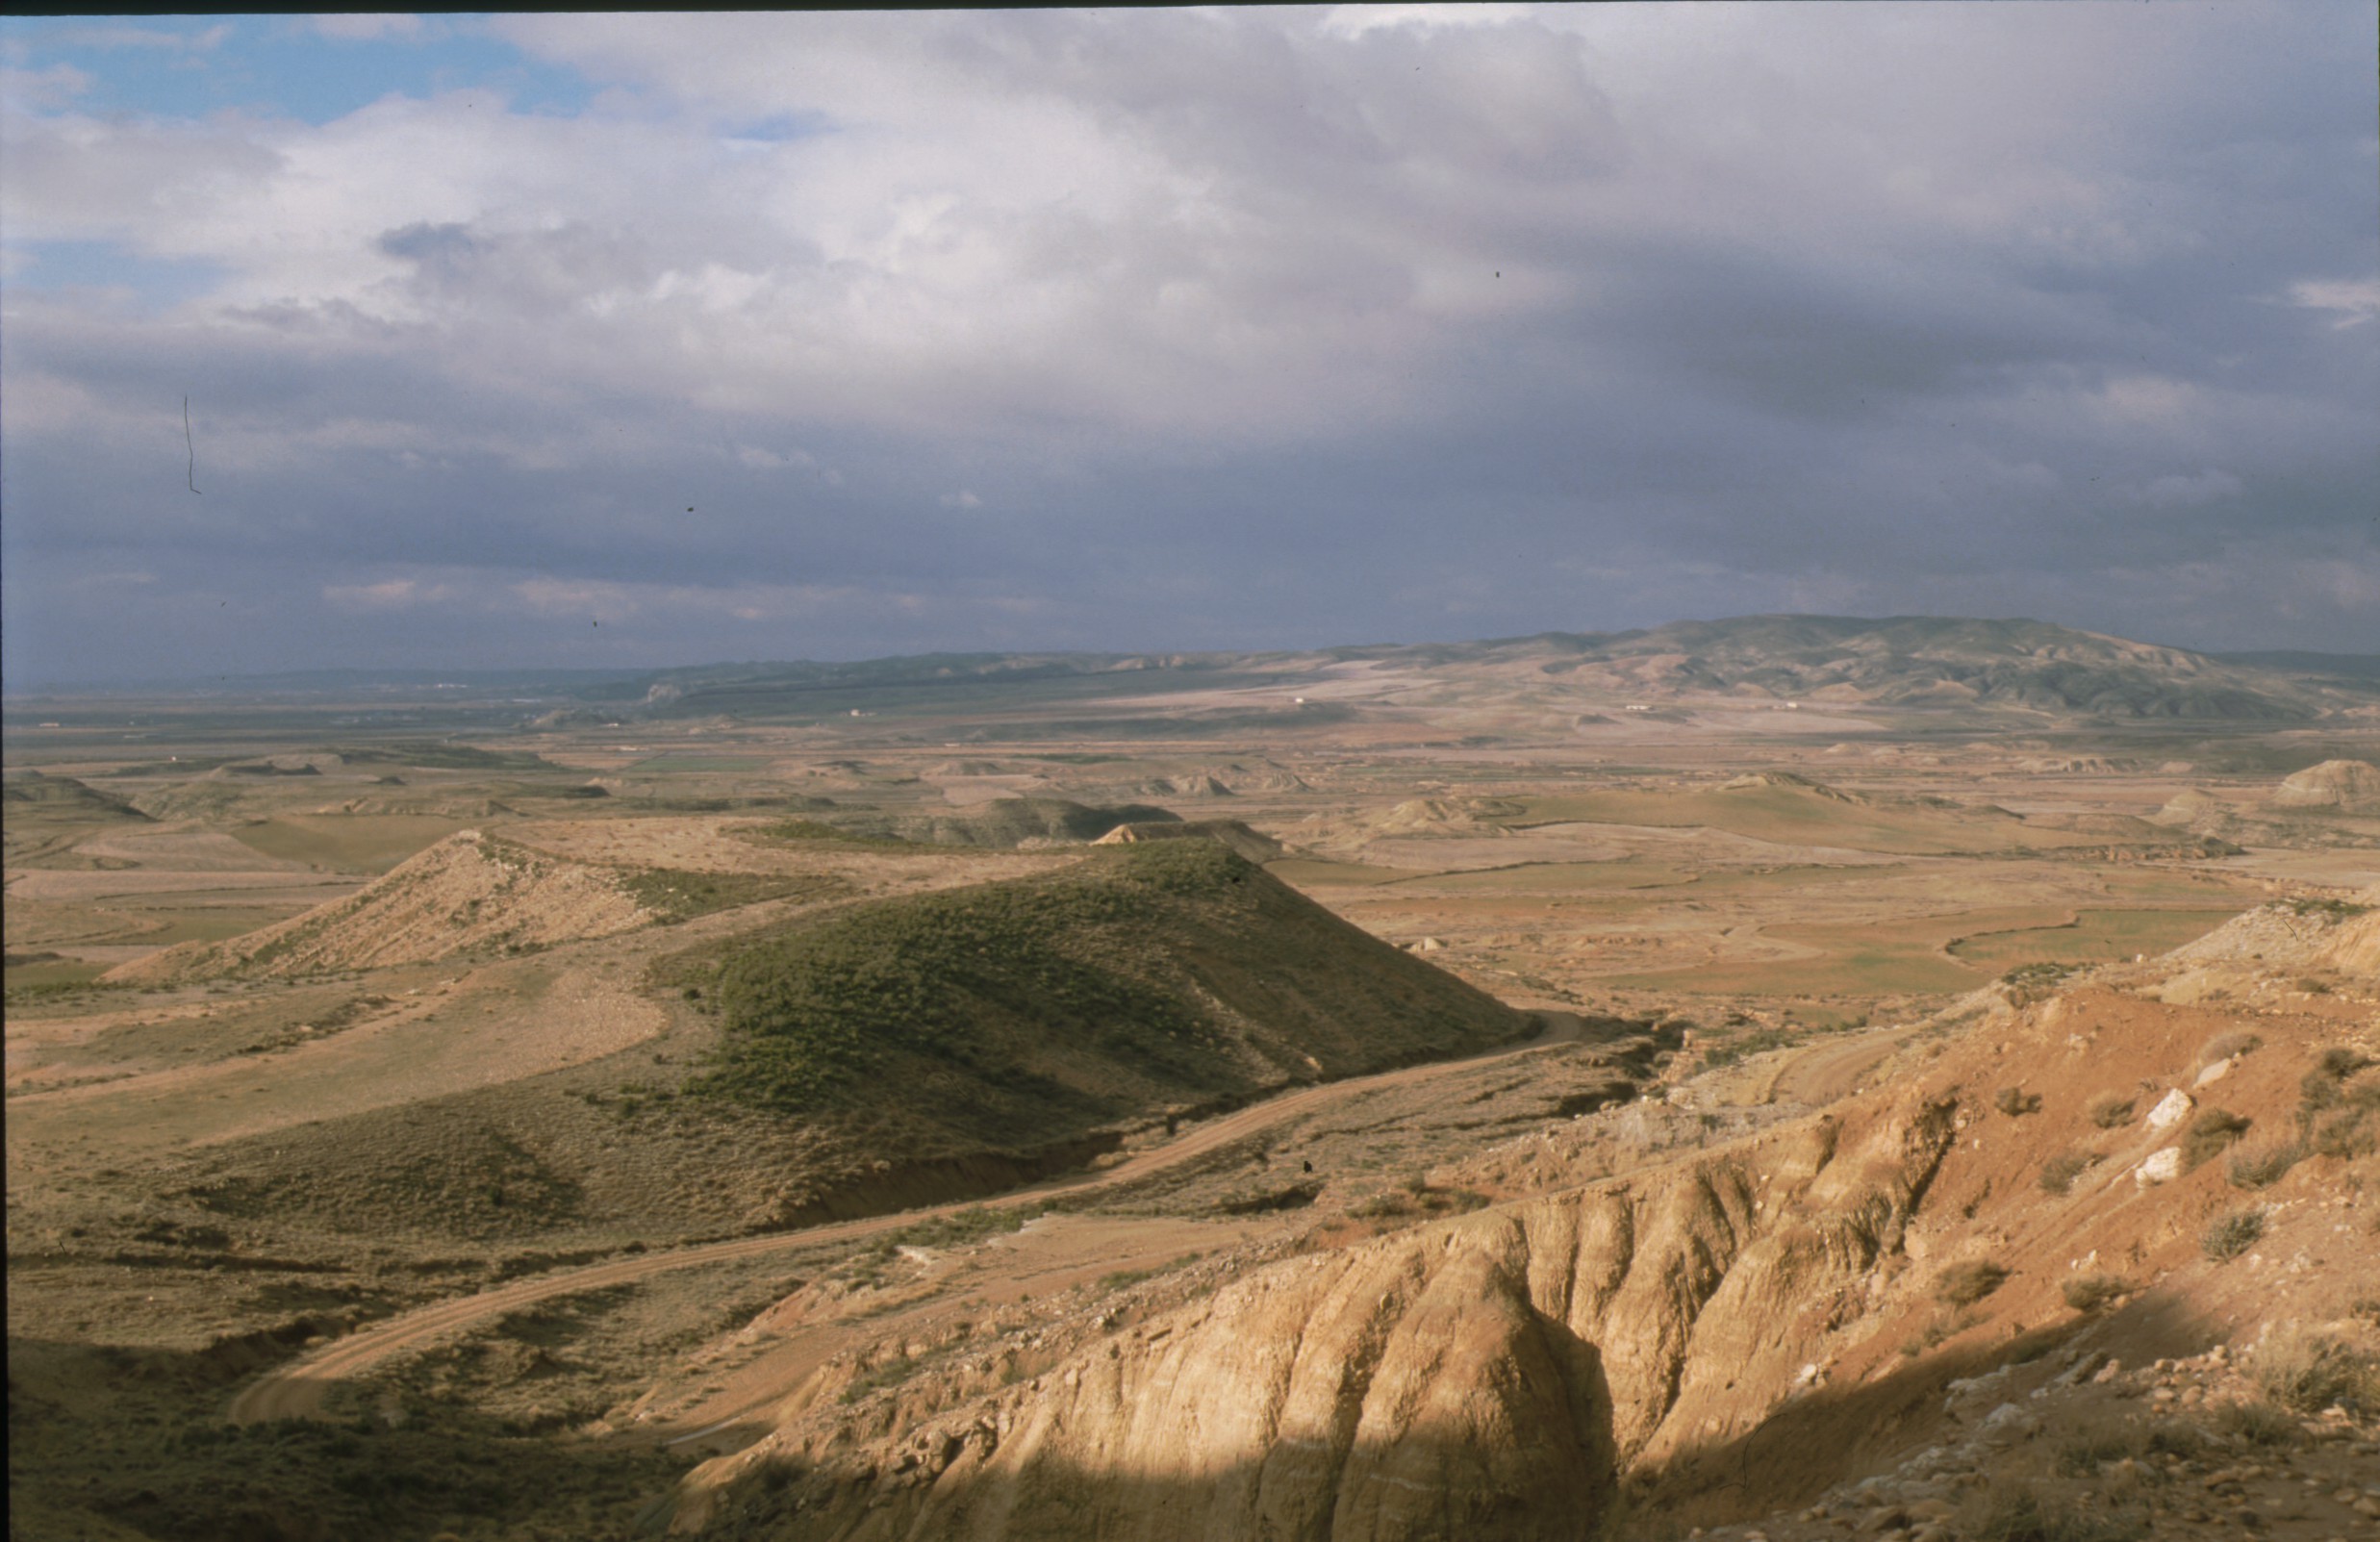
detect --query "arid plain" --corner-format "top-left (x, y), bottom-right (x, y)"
top-left (7, 618), bottom-right (2379, 1542)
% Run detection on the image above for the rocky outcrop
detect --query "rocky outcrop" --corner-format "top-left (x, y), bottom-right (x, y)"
top-left (2270, 758), bottom-right (2380, 812)
top-left (675, 1097), bottom-right (1957, 1540)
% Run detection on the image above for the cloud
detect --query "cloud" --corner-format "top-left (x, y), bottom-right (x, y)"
top-left (2286, 276), bottom-right (2380, 330)
top-left (311, 14), bottom-right (426, 44)
top-left (1, 4), bottom-right (2373, 680)
top-left (2125, 468), bottom-right (2245, 511)
top-left (0, 63), bottom-right (91, 112)
top-left (46, 23), bottom-right (232, 54)
top-left (323, 577), bottom-right (449, 610)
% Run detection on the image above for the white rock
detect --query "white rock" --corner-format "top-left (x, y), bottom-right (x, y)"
top-left (2193, 1058), bottom-right (2233, 1089)
top-left (2135, 1148), bottom-right (2184, 1186)
top-left (2146, 1089), bottom-right (2194, 1130)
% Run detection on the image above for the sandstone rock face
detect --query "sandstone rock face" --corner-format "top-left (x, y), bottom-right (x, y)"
top-left (2270, 758), bottom-right (2380, 812)
top-left (681, 1100), bottom-right (1958, 1541)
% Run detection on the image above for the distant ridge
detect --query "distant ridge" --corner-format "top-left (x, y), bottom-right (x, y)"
top-left (548, 615), bottom-right (2367, 726)
top-left (10, 617), bottom-right (2370, 725)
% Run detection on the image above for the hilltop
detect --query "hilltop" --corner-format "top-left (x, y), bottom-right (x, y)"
top-left (680, 839), bottom-right (1533, 1153)
top-left (104, 830), bottom-right (837, 984)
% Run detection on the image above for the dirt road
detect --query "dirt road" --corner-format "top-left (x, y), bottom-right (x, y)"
top-left (1759, 1022), bottom-right (1923, 1105)
top-left (225, 1013), bottom-right (1588, 1426)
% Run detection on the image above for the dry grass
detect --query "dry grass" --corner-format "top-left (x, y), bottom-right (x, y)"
top-left (2250, 1325), bottom-right (2380, 1415)
top-left (1899, 1307), bottom-right (1985, 1358)
top-left (2180, 1107), bottom-right (2251, 1170)
top-left (2225, 1143), bottom-right (2302, 1190)
top-left (1993, 1086), bottom-right (2042, 1117)
top-left (2038, 1150), bottom-right (2101, 1196)
top-left (1936, 1260), bottom-right (2011, 1307)
top-left (2053, 1421), bottom-right (2139, 1477)
top-left (2061, 1273), bottom-right (2132, 1313)
top-left (2196, 1030), bottom-right (2263, 1068)
top-left (1960, 1479), bottom-right (2144, 1542)
top-left (2214, 1400), bottom-right (2303, 1448)
top-left (2201, 1206), bottom-right (2266, 1262)
top-left (2086, 1093), bottom-right (2137, 1129)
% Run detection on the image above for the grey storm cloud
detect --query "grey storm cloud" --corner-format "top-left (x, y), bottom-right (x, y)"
top-left (1, 3), bottom-right (2373, 683)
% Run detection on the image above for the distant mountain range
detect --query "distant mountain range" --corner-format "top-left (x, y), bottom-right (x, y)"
top-left (531, 615), bottom-right (2374, 729)
top-left (10, 617), bottom-right (2375, 730)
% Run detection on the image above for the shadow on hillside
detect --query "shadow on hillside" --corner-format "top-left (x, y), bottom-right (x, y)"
top-left (7, 1332), bottom-right (689, 1542)
top-left (660, 1298), bottom-right (2221, 1541)
top-left (1630, 1287), bottom-right (2219, 1529)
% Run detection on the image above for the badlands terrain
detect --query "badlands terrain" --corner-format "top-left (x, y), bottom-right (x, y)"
top-left (6, 615), bottom-right (2379, 1542)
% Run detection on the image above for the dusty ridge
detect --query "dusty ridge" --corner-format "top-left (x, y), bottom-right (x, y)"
top-left (1092, 818), bottom-right (1285, 863)
top-left (667, 897), bottom-right (2379, 1540)
top-left (104, 830), bottom-right (650, 983)
top-left (2271, 758), bottom-right (2380, 813)
top-left (671, 1091), bottom-right (1960, 1538)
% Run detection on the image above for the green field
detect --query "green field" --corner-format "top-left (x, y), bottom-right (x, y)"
top-left (1948, 908), bottom-right (2238, 971)
top-left (228, 815), bottom-right (466, 872)
top-left (1600, 905), bottom-right (2078, 996)
top-left (129, 906), bottom-right (310, 947)
top-left (1494, 782), bottom-right (2097, 857)
top-left (628, 753), bottom-right (775, 772)
top-left (1265, 858), bottom-right (1432, 887)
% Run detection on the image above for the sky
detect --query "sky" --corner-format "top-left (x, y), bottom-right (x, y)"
top-left (2, 6), bottom-right (2374, 685)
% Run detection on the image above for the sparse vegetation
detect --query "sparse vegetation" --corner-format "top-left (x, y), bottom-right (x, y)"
top-left (2214, 1400), bottom-right (2303, 1448)
top-left (2061, 1273), bottom-right (2132, 1313)
top-left (614, 866), bottom-right (846, 923)
top-left (1900, 1308), bottom-right (1986, 1358)
top-left (2251, 1325), bottom-right (2380, 1414)
top-left (1935, 1260), bottom-right (2010, 1307)
top-left (1999, 960), bottom-right (2082, 992)
top-left (698, 844), bottom-right (1262, 1110)
top-left (1698, 1024), bottom-right (1798, 1069)
top-left (2053, 1427), bottom-right (2139, 1477)
top-left (2038, 1150), bottom-right (2100, 1195)
top-left (2300, 1047), bottom-right (2375, 1114)
top-left (1348, 1179), bottom-right (1488, 1224)
top-left (1962, 1479), bottom-right (2144, 1542)
top-left (2196, 1029), bottom-right (2263, 1067)
top-left (1993, 1086), bottom-right (2042, 1117)
top-left (2225, 1142), bottom-right (2303, 1190)
top-left (2281, 897), bottom-right (2371, 921)
top-left (2180, 1106), bottom-right (2251, 1169)
top-left (2087, 1092), bottom-right (2137, 1128)
top-left (2202, 1206), bottom-right (2266, 1261)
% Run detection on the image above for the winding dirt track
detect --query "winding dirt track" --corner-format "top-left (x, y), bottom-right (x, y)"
top-left (226, 1013), bottom-right (1588, 1426)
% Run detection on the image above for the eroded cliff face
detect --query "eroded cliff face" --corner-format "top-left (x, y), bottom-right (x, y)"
top-left (676, 1097), bottom-right (1958, 1541)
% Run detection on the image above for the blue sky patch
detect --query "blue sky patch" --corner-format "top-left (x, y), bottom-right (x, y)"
top-left (9, 239), bottom-right (228, 309)
top-left (1, 14), bottom-right (595, 125)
